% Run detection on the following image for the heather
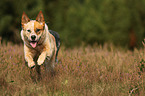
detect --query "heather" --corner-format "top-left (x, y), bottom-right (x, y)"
top-left (0, 43), bottom-right (145, 96)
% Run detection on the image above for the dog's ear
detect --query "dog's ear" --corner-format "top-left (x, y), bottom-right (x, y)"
top-left (36, 11), bottom-right (45, 26)
top-left (21, 12), bottom-right (30, 28)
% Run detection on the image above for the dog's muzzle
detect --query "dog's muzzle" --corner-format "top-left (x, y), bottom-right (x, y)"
top-left (29, 35), bottom-right (37, 48)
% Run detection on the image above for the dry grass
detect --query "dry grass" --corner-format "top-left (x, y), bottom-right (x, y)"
top-left (0, 43), bottom-right (145, 96)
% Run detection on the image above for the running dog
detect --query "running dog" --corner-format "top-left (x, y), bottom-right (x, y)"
top-left (21, 11), bottom-right (60, 78)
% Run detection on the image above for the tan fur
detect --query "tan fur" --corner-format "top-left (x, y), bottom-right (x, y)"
top-left (21, 11), bottom-right (57, 71)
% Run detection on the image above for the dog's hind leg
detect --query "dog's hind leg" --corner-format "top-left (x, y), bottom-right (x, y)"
top-left (44, 56), bottom-right (55, 76)
top-left (29, 67), bottom-right (36, 82)
top-left (35, 65), bottom-right (41, 81)
top-left (25, 61), bottom-right (35, 81)
top-left (26, 60), bottom-right (41, 81)
top-left (28, 66), bottom-right (41, 82)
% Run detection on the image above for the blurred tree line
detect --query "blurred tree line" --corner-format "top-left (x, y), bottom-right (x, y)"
top-left (1, 0), bottom-right (145, 48)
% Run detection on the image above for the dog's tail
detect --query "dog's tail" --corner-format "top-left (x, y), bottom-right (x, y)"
top-left (49, 30), bottom-right (60, 62)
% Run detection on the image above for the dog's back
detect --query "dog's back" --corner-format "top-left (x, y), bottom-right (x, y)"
top-left (49, 30), bottom-right (60, 62)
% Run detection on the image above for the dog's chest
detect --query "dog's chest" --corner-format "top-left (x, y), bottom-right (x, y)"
top-left (31, 45), bottom-right (45, 60)
top-left (33, 51), bottom-right (41, 61)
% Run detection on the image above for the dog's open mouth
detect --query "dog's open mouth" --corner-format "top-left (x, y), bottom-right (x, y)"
top-left (30, 41), bottom-right (37, 48)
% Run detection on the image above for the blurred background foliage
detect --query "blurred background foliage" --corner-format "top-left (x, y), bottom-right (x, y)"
top-left (0, 0), bottom-right (145, 49)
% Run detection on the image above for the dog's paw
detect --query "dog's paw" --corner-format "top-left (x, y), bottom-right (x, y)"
top-left (28, 62), bottom-right (35, 68)
top-left (37, 56), bottom-right (45, 65)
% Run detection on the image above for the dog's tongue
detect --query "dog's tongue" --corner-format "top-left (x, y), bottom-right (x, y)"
top-left (30, 42), bottom-right (37, 48)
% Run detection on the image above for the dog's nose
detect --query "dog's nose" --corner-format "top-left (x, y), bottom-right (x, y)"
top-left (31, 35), bottom-right (36, 40)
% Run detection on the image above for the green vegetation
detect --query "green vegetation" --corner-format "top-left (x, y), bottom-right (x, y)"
top-left (0, 0), bottom-right (145, 48)
top-left (0, 43), bottom-right (145, 95)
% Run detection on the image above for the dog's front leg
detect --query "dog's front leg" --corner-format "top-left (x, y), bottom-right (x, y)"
top-left (24, 45), bottom-right (35, 68)
top-left (37, 51), bottom-right (47, 65)
top-left (25, 55), bottom-right (35, 68)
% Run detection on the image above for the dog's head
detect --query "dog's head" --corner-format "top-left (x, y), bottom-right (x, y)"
top-left (21, 11), bottom-right (45, 48)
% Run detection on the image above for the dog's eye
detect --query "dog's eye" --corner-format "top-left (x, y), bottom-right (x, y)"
top-left (27, 30), bottom-right (31, 33)
top-left (36, 29), bottom-right (40, 33)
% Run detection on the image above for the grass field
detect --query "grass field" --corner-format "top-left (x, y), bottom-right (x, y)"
top-left (0, 43), bottom-right (145, 96)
